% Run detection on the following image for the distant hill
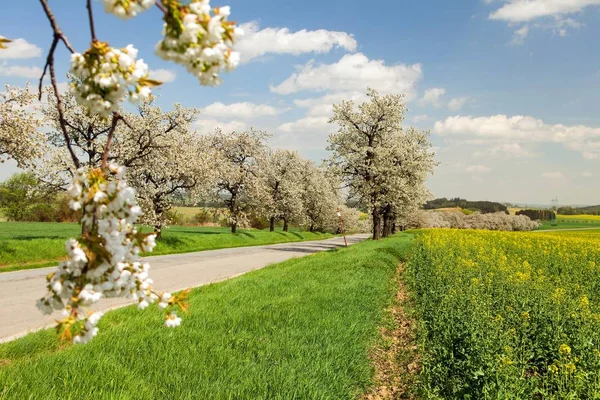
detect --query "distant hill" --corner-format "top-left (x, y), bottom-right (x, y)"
top-left (424, 197), bottom-right (508, 214)
top-left (557, 205), bottom-right (600, 215)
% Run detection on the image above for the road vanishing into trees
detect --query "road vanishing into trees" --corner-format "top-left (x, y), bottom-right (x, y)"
top-left (0, 234), bottom-right (369, 343)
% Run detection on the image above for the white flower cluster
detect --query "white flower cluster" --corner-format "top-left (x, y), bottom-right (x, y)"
top-left (102, 0), bottom-right (155, 19)
top-left (70, 42), bottom-right (153, 118)
top-left (155, 0), bottom-right (243, 86)
top-left (36, 164), bottom-right (181, 344)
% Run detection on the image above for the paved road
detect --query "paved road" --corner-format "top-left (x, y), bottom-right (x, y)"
top-left (0, 234), bottom-right (369, 343)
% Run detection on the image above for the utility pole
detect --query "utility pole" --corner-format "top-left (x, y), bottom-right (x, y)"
top-left (337, 208), bottom-right (348, 248)
top-left (551, 197), bottom-right (558, 227)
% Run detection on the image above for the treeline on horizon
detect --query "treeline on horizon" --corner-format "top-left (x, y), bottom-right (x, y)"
top-left (516, 209), bottom-right (556, 221)
top-left (424, 197), bottom-right (508, 214)
top-left (557, 205), bottom-right (600, 215)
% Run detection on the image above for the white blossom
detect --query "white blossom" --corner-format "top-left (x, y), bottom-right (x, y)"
top-left (36, 165), bottom-right (185, 343)
top-left (0, 85), bottom-right (45, 167)
top-left (155, 0), bottom-right (242, 86)
top-left (102, 0), bottom-right (155, 19)
top-left (165, 312), bottom-right (181, 327)
top-left (69, 42), bottom-right (155, 117)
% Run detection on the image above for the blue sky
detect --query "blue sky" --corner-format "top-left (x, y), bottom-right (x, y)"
top-left (2, 0), bottom-right (600, 205)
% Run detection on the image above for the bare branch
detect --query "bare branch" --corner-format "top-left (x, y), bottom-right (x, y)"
top-left (101, 113), bottom-right (121, 169)
top-left (155, 1), bottom-right (167, 14)
top-left (86, 0), bottom-right (98, 42)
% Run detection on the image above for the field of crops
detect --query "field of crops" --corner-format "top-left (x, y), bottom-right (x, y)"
top-left (407, 229), bottom-right (600, 399)
top-left (557, 214), bottom-right (600, 221)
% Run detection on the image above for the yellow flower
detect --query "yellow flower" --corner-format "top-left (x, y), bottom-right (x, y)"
top-left (580, 295), bottom-right (590, 308)
top-left (563, 363), bottom-right (576, 374)
top-left (559, 344), bottom-right (571, 357)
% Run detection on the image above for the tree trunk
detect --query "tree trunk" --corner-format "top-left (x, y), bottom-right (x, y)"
top-left (391, 222), bottom-right (396, 234)
top-left (283, 218), bottom-right (289, 232)
top-left (229, 193), bottom-right (237, 234)
top-left (269, 216), bottom-right (276, 232)
top-left (382, 204), bottom-right (393, 238)
top-left (372, 208), bottom-right (382, 240)
top-left (154, 224), bottom-right (162, 239)
top-left (309, 223), bottom-right (314, 232)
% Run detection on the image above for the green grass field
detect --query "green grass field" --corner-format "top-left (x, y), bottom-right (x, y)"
top-left (0, 233), bottom-right (414, 399)
top-left (537, 215), bottom-right (600, 230)
top-left (0, 222), bottom-right (334, 272)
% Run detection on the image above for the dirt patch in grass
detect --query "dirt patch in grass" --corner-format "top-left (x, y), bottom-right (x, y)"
top-left (364, 263), bottom-right (420, 400)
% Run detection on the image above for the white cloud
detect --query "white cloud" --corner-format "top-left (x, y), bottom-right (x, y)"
top-left (488, 143), bottom-right (539, 158)
top-left (278, 116), bottom-right (330, 133)
top-left (202, 102), bottom-right (285, 119)
top-left (0, 38), bottom-right (42, 59)
top-left (193, 119), bottom-right (247, 133)
top-left (148, 69), bottom-right (176, 83)
top-left (583, 151), bottom-right (600, 160)
top-left (489, 0), bottom-right (600, 23)
top-left (510, 25), bottom-right (529, 45)
top-left (434, 114), bottom-right (600, 158)
top-left (236, 22), bottom-right (357, 63)
top-left (489, 0), bottom-right (598, 41)
top-left (0, 64), bottom-right (43, 78)
top-left (293, 91), bottom-right (369, 118)
top-left (270, 53), bottom-right (423, 99)
top-left (418, 88), bottom-right (446, 108)
top-left (466, 164), bottom-right (491, 173)
top-left (582, 171), bottom-right (593, 177)
top-left (542, 171), bottom-right (564, 179)
top-left (447, 97), bottom-right (468, 111)
top-left (412, 114), bottom-right (430, 123)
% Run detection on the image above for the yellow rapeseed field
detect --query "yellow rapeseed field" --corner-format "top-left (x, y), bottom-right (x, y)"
top-left (407, 229), bottom-right (600, 399)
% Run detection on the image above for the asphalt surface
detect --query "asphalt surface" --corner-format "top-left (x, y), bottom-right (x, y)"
top-left (0, 233), bottom-right (369, 343)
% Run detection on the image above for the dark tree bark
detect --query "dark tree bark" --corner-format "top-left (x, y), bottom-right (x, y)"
top-left (382, 204), bottom-right (393, 238)
top-left (269, 216), bottom-right (276, 232)
top-left (372, 207), bottom-right (382, 240)
top-left (283, 218), bottom-right (289, 232)
top-left (154, 224), bottom-right (162, 239)
top-left (231, 222), bottom-right (237, 234)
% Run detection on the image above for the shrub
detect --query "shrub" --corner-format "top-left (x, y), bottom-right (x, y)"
top-left (408, 210), bottom-right (539, 231)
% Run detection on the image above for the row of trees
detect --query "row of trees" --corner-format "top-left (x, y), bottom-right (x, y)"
top-left (1, 87), bottom-right (353, 236)
top-left (424, 197), bottom-right (509, 214)
top-left (407, 210), bottom-right (540, 231)
top-left (516, 209), bottom-right (556, 221)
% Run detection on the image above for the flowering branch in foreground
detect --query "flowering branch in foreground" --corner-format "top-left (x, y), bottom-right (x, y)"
top-left (155, 0), bottom-right (243, 86)
top-left (36, 165), bottom-right (189, 344)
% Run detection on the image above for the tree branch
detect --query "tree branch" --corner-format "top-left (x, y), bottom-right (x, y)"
top-left (155, 1), bottom-right (167, 13)
top-left (86, 0), bottom-right (98, 42)
top-left (101, 113), bottom-right (121, 169)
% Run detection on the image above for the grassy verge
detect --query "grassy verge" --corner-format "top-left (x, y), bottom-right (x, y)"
top-left (537, 218), bottom-right (600, 230)
top-left (0, 233), bottom-right (414, 399)
top-left (0, 222), bottom-right (335, 272)
top-left (406, 229), bottom-right (600, 398)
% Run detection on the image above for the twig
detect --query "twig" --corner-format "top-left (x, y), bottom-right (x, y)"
top-left (86, 0), bottom-right (97, 41)
top-left (38, 0), bottom-right (80, 168)
top-left (155, 1), bottom-right (167, 14)
top-left (38, 0), bottom-right (76, 53)
top-left (49, 50), bottom-right (80, 168)
top-left (38, 0), bottom-right (76, 100)
top-left (101, 113), bottom-right (121, 169)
